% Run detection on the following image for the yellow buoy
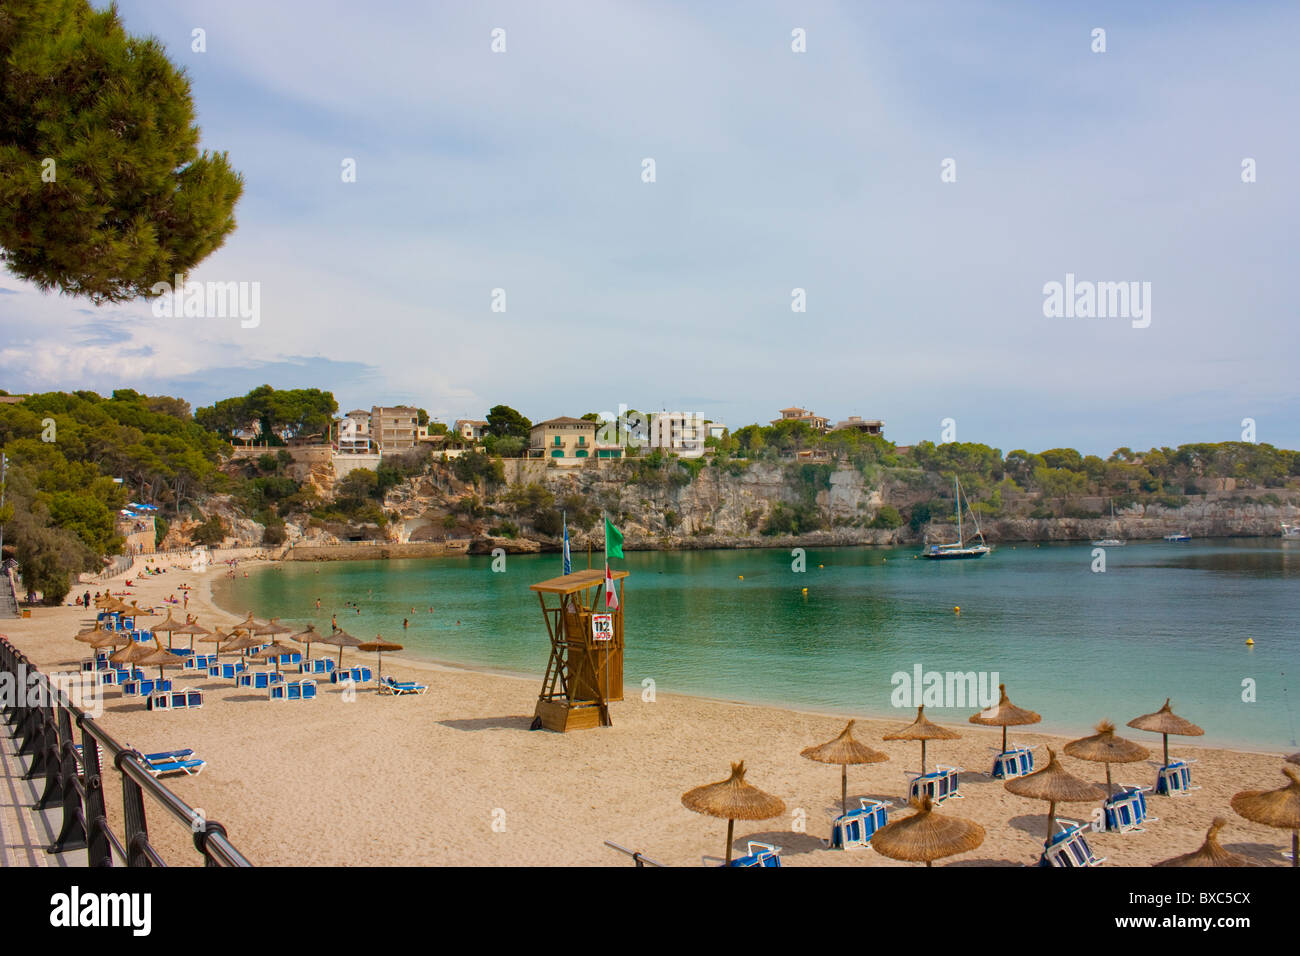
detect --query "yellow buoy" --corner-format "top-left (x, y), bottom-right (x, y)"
top-left (738, 575), bottom-right (743, 580)
top-left (1245, 637), bottom-right (1255, 646)
top-left (801, 587), bottom-right (808, 594)
top-left (818, 564), bottom-right (824, 569)
top-left (954, 606), bottom-right (961, 614)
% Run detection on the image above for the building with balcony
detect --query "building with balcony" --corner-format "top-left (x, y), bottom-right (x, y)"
top-left (771, 407), bottom-right (830, 432)
top-left (529, 416), bottom-right (619, 464)
top-left (371, 405), bottom-right (420, 456)
top-left (831, 416), bottom-right (885, 437)
top-left (454, 419), bottom-right (489, 442)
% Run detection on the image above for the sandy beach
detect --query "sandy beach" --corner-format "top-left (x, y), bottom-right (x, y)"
top-left (2, 553), bottom-right (1294, 868)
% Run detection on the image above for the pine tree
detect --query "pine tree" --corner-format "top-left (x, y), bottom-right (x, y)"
top-left (0, 0), bottom-right (243, 302)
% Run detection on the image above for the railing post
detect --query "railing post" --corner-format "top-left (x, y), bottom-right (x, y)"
top-left (79, 717), bottom-right (112, 866)
top-left (46, 707), bottom-right (87, 853)
top-left (116, 750), bottom-right (153, 867)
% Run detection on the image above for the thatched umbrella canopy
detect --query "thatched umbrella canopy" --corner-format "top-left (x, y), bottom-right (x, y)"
top-left (1127, 698), bottom-right (1203, 767)
top-left (220, 629), bottom-right (267, 659)
top-left (75, 621), bottom-right (107, 644)
top-left (357, 635), bottom-right (403, 684)
top-left (198, 626), bottom-right (235, 660)
top-left (290, 625), bottom-right (321, 659)
top-left (134, 640), bottom-right (188, 682)
top-left (1064, 720), bottom-right (1150, 796)
top-left (682, 761), bottom-right (786, 865)
top-left (318, 628), bottom-right (364, 667)
top-left (1005, 747), bottom-right (1107, 844)
top-left (252, 617), bottom-right (293, 638)
top-left (1155, 818), bottom-right (1254, 868)
top-left (1230, 767), bottom-right (1300, 869)
top-left (126, 601), bottom-right (155, 617)
top-left (870, 796), bottom-right (985, 868)
top-left (250, 638), bottom-right (304, 675)
top-left (801, 719), bottom-right (890, 815)
top-left (968, 684), bottom-right (1041, 754)
top-left (154, 610), bottom-right (184, 647)
top-left (89, 629), bottom-right (132, 650)
top-left (108, 639), bottom-right (155, 667)
top-left (883, 706), bottom-right (960, 774)
top-left (170, 619), bottom-right (212, 652)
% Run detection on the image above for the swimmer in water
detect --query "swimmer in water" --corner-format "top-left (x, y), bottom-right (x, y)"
top-left (315, 598), bottom-right (321, 609)
top-left (403, 618), bottom-right (409, 629)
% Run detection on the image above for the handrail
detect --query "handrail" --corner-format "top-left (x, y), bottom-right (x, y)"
top-left (603, 840), bottom-right (666, 867)
top-left (0, 635), bottom-right (251, 867)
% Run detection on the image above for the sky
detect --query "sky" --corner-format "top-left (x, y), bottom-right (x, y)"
top-left (0, 1), bottom-right (1297, 455)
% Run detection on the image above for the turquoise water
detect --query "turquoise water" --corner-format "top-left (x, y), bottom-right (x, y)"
top-left (210, 540), bottom-right (1300, 751)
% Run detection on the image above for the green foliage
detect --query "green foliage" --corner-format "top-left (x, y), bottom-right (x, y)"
top-left (153, 516), bottom-right (168, 547)
top-left (0, 0), bottom-right (244, 302)
top-left (190, 514), bottom-right (225, 546)
top-left (195, 385), bottom-right (337, 443)
top-left (869, 505), bottom-right (903, 529)
top-left (452, 451), bottom-right (505, 488)
top-left (761, 502), bottom-right (823, 536)
top-left (484, 405), bottom-right (532, 440)
top-left (489, 520), bottom-right (519, 538)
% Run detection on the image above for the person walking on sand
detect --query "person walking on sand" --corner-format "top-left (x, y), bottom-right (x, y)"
top-left (183, 592), bottom-right (189, 609)
top-left (331, 613), bottom-right (337, 631)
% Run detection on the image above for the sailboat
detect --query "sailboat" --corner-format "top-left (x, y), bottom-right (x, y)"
top-left (921, 477), bottom-right (991, 559)
top-left (1092, 499), bottom-right (1125, 547)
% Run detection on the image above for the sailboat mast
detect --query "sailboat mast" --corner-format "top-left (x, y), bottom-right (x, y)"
top-left (955, 476), bottom-right (962, 546)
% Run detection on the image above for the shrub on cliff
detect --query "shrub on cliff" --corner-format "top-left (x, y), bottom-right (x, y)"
top-left (869, 505), bottom-right (903, 529)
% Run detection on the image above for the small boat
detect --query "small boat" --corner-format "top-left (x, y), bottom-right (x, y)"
top-left (1282, 523), bottom-right (1300, 539)
top-left (1163, 532), bottom-right (1191, 542)
top-left (921, 478), bottom-right (991, 559)
top-left (1092, 499), bottom-right (1125, 547)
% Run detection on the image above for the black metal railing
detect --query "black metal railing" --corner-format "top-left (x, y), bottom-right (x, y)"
top-left (603, 840), bottom-right (666, 867)
top-left (0, 636), bottom-right (251, 867)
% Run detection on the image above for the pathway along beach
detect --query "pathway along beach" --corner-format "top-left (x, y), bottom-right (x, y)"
top-left (1, 554), bottom-right (1292, 866)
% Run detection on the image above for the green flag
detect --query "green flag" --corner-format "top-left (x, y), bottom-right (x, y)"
top-left (605, 516), bottom-right (624, 559)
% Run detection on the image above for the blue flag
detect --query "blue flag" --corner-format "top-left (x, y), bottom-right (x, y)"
top-left (562, 511), bottom-right (572, 575)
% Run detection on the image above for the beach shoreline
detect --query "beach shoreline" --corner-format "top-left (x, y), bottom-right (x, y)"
top-left (1, 551), bottom-right (1293, 867)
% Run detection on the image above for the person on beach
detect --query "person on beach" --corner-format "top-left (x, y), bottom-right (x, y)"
top-left (331, 614), bottom-right (337, 630)
top-left (316, 598), bottom-right (321, 609)
top-left (403, 618), bottom-right (409, 629)
top-left (83, 590), bottom-right (90, 607)
top-left (183, 592), bottom-right (189, 609)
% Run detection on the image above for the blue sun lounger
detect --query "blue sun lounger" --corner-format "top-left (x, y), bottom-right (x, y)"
top-left (81, 654), bottom-right (111, 672)
top-left (122, 678), bottom-right (173, 697)
top-left (208, 661), bottom-right (246, 680)
top-left (379, 675), bottom-right (428, 696)
top-left (237, 670), bottom-right (284, 690)
top-left (829, 798), bottom-right (889, 850)
top-left (329, 666), bottom-right (373, 685)
top-left (1039, 820), bottom-right (1106, 867)
top-left (146, 690), bottom-right (204, 711)
top-left (299, 658), bottom-right (336, 676)
top-left (726, 841), bottom-right (782, 867)
top-left (141, 750), bottom-right (206, 777)
top-left (1104, 785), bottom-right (1157, 833)
top-left (269, 679), bottom-right (317, 701)
top-left (908, 766), bottom-right (964, 805)
top-left (989, 746), bottom-right (1035, 780)
top-left (1155, 759), bottom-right (1199, 796)
top-left (184, 654), bottom-right (216, 670)
top-left (97, 667), bottom-right (144, 686)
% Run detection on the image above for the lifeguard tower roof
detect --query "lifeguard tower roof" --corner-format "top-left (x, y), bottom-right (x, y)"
top-left (530, 568), bottom-right (629, 594)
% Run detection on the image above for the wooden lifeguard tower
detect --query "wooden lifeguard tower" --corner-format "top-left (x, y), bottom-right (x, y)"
top-left (529, 568), bottom-right (628, 732)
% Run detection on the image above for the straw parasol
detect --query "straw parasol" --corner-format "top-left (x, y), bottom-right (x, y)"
top-left (968, 684), bottom-right (1040, 755)
top-left (318, 628), bottom-right (364, 667)
top-left (870, 796), bottom-right (985, 867)
top-left (357, 634), bottom-right (403, 684)
top-left (682, 761), bottom-right (786, 865)
top-left (251, 617), bottom-right (293, 638)
top-left (75, 621), bottom-right (107, 644)
top-left (1155, 817), bottom-right (1253, 868)
top-left (219, 629), bottom-right (267, 660)
top-left (89, 629), bottom-right (132, 650)
top-left (290, 624), bottom-right (321, 659)
top-left (1063, 720), bottom-right (1150, 796)
top-left (199, 626), bottom-right (235, 660)
top-left (108, 639), bottom-right (155, 667)
top-left (169, 618), bottom-right (212, 652)
top-left (250, 637), bottom-right (304, 675)
top-left (1230, 766), bottom-right (1300, 869)
top-left (1005, 747), bottom-right (1107, 844)
top-left (801, 720), bottom-right (890, 815)
top-left (883, 706), bottom-right (960, 774)
top-left (153, 610), bottom-right (184, 648)
top-left (1127, 698), bottom-right (1203, 768)
top-left (133, 640), bottom-right (188, 682)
